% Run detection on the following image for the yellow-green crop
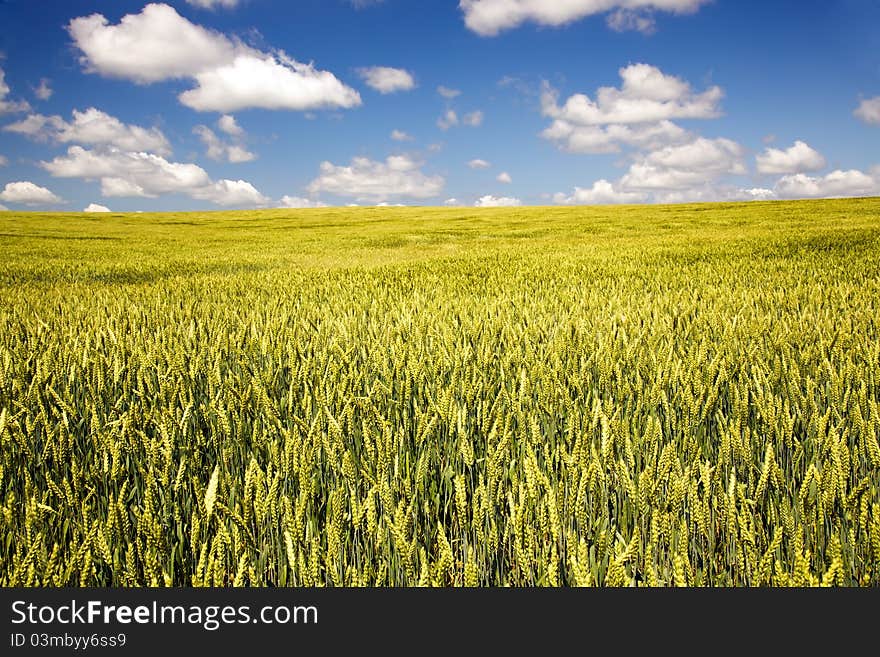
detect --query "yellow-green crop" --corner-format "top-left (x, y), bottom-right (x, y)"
top-left (1, 198), bottom-right (879, 586)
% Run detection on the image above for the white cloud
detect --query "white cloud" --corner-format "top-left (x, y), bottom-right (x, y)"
top-left (444, 198), bottom-right (461, 206)
top-left (43, 146), bottom-right (208, 195)
top-left (306, 154), bottom-right (444, 202)
top-left (854, 97), bottom-right (880, 125)
top-left (0, 204), bottom-right (7, 211)
top-left (463, 110), bottom-right (484, 126)
top-left (437, 109), bottom-right (458, 130)
top-left (0, 181), bottom-right (62, 205)
top-left (756, 140), bottom-right (825, 175)
top-left (649, 186), bottom-right (726, 204)
top-left (4, 107), bottom-right (172, 155)
top-left (279, 195), bottom-right (328, 208)
top-left (496, 171), bottom-right (512, 183)
top-left (774, 169), bottom-right (879, 199)
top-left (554, 180), bottom-right (775, 205)
top-left (553, 179), bottom-right (646, 205)
top-left (735, 188), bottom-right (776, 201)
top-left (642, 137), bottom-right (745, 176)
top-left (468, 158), bottom-right (491, 169)
top-left (180, 53), bottom-right (362, 112)
top-left (438, 109), bottom-right (483, 130)
top-left (68, 4), bottom-right (360, 113)
top-left (194, 125), bottom-right (255, 163)
top-left (357, 66), bottom-right (416, 94)
top-left (606, 9), bottom-right (657, 34)
top-left (542, 64), bottom-right (722, 126)
top-left (541, 118), bottom-right (688, 154)
top-left (475, 194), bottom-right (521, 207)
top-left (191, 179), bottom-right (268, 205)
top-left (0, 154), bottom-right (7, 166)
top-left (41, 145), bottom-right (267, 206)
top-left (186, 0), bottom-right (240, 9)
top-left (84, 202), bottom-right (111, 212)
top-left (437, 85), bottom-right (461, 99)
top-left (2, 114), bottom-right (53, 137)
top-left (225, 146), bottom-right (255, 163)
top-left (68, 3), bottom-right (238, 83)
top-left (34, 79), bottom-right (53, 101)
top-left (0, 67), bottom-right (30, 114)
top-left (620, 137), bottom-right (745, 190)
top-left (460, 0), bottom-right (709, 36)
top-left (540, 64), bottom-right (722, 154)
top-left (217, 114), bottom-right (243, 136)
top-left (391, 129), bottom-right (413, 141)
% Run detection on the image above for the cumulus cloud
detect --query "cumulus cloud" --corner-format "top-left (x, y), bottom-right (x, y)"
top-left (553, 179), bottom-right (646, 205)
top-left (68, 3), bottom-right (360, 113)
top-left (217, 114), bottom-right (243, 136)
top-left (68, 3), bottom-right (239, 83)
top-left (541, 118), bottom-right (688, 154)
top-left (462, 110), bottom-right (484, 127)
top-left (0, 67), bottom-right (30, 114)
top-left (306, 154), bottom-right (444, 202)
top-left (84, 202), bottom-right (111, 212)
top-left (0, 181), bottom-right (62, 205)
top-left (391, 129), bottom-right (413, 141)
top-left (437, 86), bottom-right (461, 99)
top-left (460, 0), bottom-right (709, 36)
top-left (443, 198), bottom-right (461, 206)
top-left (774, 169), bottom-right (880, 199)
top-left (496, 171), bottom-right (512, 183)
top-left (437, 109), bottom-right (458, 130)
top-left (620, 137), bottom-right (745, 190)
top-left (43, 146), bottom-right (208, 195)
top-left (357, 66), bottom-right (416, 94)
top-left (736, 188), bottom-right (776, 201)
top-left (756, 140), bottom-right (825, 175)
top-left (543, 64), bottom-right (722, 126)
top-left (547, 136), bottom-right (751, 204)
top-left (0, 204), bottom-right (7, 211)
top-left (191, 179), bottom-right (268, 206)
top-left (186, 0), bottom-right (240, 9)
top-left (540, 64), bottom-right (722, 154)
top-left (468, 159), bottom-right (491, 169)
top-left (34, 78), bottom-right (53, 101)
top-left (179, 53), bottom-right (362, 112)
top-left (854, 97), bottom-right (880, 125)
top-left (0, 154), bottom-right (7, 166)
top-left (41, 145), bottom-right (267, 206)
top-left (606, 9), bottom-right (657, 34)
top-left (194, 125), bottom-right (255, 163)
top-left (438, 109), bottom-right (483, 130)
top-left (4, 107), bottom-right (171, 155)
top-left (475, 194), bottom-right (521, 207)
top-left (279, 195), bottom-right (328, 208)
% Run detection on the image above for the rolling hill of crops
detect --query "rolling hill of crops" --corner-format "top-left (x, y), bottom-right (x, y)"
top-left (1, 198), bottom-right (879, 586)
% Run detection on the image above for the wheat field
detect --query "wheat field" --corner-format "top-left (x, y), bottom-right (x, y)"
top-left (1, 199), bottom-right (879, 586)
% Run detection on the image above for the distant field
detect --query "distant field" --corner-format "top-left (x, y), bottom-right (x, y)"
top-left (1, 198), bottom-right (879, 586)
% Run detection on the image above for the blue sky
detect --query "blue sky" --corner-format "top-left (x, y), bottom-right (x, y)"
top-left (0, 0), bottom-right (878, 211)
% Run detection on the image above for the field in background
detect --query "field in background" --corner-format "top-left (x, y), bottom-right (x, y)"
top-left (1, 198), bottom-right (879, 586)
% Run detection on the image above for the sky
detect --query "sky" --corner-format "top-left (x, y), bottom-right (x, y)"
top-left (0, 0), bottom-right (878, 212)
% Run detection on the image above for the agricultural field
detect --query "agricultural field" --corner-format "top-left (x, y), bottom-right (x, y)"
top-left (1, 198), bottom-right (879, 586)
